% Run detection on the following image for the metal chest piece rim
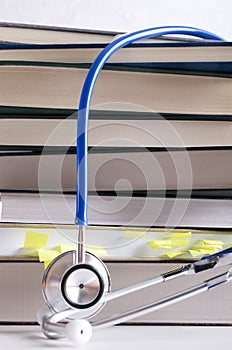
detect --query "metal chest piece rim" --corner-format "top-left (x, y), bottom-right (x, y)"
top-left (42, 250), bottom-right (111, 320)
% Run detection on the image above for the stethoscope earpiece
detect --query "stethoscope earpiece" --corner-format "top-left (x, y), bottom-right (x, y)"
top-left (37, 309), bottom-right (93, 343)
top-left (65, 319), bottom-right (93, 345)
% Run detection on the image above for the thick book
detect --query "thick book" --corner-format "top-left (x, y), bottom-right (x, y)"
top-left (0, 148), bottom-right (231, 192)
top-left (0, 41), bottom-right (232, 76)
top-left (0, 22), bottom-right (217, 45)
top-left (1, 109), bottom-right (232, 147)
top-left (0, 258), bottom-right (231, 324)
top-left (1, 192), bottom-right (231, 228)
top-left (0, 22), bottom-right (120, 44)
top-left (0, 66), bottom-right (231, 112)
top-left (0, 22), bottom-right (184, 45)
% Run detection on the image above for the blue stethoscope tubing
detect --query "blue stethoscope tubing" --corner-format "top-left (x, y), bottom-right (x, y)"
top-left (75, 26), bottom-right (224, 227)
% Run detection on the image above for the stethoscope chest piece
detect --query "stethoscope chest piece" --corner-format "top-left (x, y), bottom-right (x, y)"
top-left (61, 263), bottom-right (105, 309)
top-left (42, 251), bottom-right (111, 319)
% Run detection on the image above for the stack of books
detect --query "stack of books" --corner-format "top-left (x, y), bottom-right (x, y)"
top-left (0, 22), bottom-right (232, 325)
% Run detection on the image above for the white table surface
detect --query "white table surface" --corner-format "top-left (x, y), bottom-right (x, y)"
top-left (0, 325), bottom-right (231, 349)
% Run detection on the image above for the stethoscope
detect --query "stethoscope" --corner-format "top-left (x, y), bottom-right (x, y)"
top-left (38, 26), bottom-right (232, 344)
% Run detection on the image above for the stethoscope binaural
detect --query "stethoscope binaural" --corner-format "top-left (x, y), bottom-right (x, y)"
top-left (38, 26), bottom-right (232, 344)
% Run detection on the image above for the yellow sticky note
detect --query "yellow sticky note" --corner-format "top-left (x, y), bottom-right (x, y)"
top-left (23, 231), bottom-right (48, 249)
top-left (169, 231), bottom-right (192, 239)
top-left (189, 250), bottom-right (204, 257)
top-left (124, 231), bottom-right (146, 239)
top-left (37, 249), bottom-right (59, 262)
top-left (202, 240), bottom-right (223, 247)
top-left (55, 244), bottom-right (76, 254)
top-left (86, 245), bottom-right (108, 256)
top-left (169, 239), bottom-right (189, 247)
top-left (188, 247), bottom-right (219, 257)
top-left (197, 248), bottom-right (219, 255)
top-left (149, 240), bottom-right (172, 249)
top-left (149, 238), bottom-right (189, 250)
top-left (193, 240), bottom-right (223, 249)
top-left (165, 251), bottom-right (185, 259)
top-left (44, 260), bottom-right (53, 269)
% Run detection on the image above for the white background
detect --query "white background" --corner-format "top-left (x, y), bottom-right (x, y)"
top-left (1, 325), bottom-right (232, 349)
top-left (0, 0), bottom-right (231, 40)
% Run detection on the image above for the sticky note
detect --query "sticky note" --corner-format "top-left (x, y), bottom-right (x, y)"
top-left (37, 249), bottom-right (60, 270)
top-left (55, 244), bottom-right (76, 254)
top-left (44, 261), bottom-right (52, 269)
top-left (169, 240), bottom-right (189, 247)
top-left (149, 240), bottom-right (172, 249)
top-left (86, 245), bottom-right (108, 256)
top-left (37, 249), bottom-right (59, 262)
top-left (124, 230), bottom-right (146, 239)
top-left (190, 239), bottom-right (223, 250)
top-left (23, 231), bottom-right (48, 249)
top-left (201, 240), bottom-right (223, 247)
top-left (188, 247), bottom-right (219, 257)
top-left (164, 250), bottom-right (185, 259)
top-left (189, 250), bottom-right (204, 258)
top-left (169, 231), bottom-right (192, 239)
top-left (149, 238), bottom-right (189, 250)
top-left (196, 248), bottom-right (219, 255)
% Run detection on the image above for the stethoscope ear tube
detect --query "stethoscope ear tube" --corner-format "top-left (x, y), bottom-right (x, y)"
top-left (92, 268), bottom-right (232, 330)
top-left (75, 25), bottom-right (224, 227)
top-left (74, 25), bottom-right (225, 296)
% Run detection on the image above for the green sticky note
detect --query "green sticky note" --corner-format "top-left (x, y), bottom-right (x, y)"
top-left (23, 231), bottom-right (48, 249)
